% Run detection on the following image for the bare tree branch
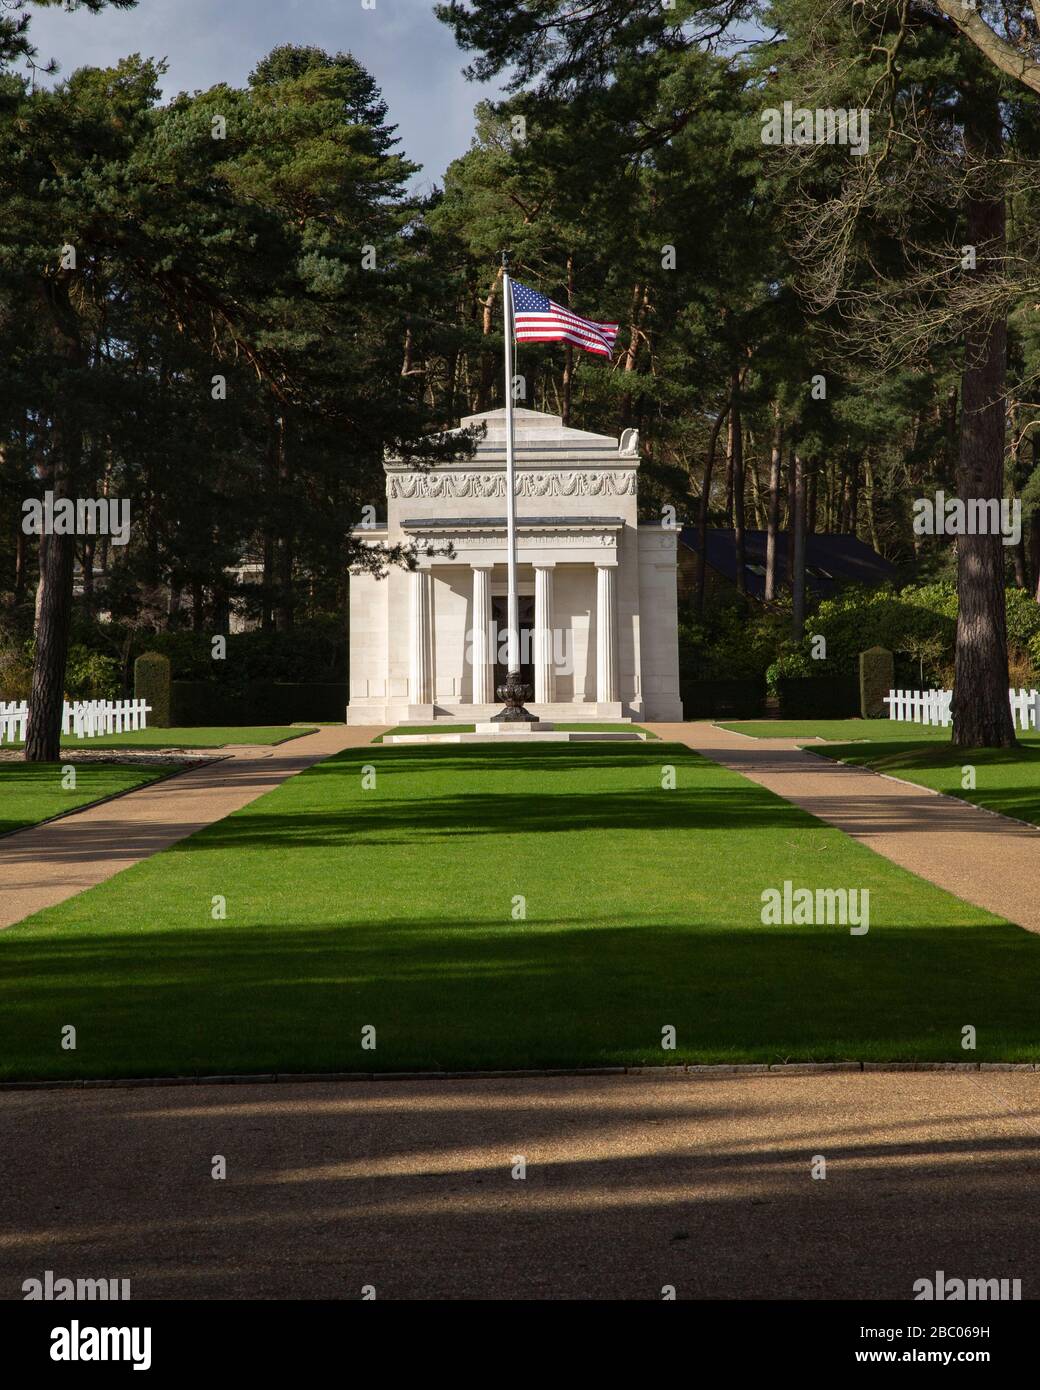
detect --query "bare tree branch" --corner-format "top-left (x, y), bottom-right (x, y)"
top-left (932, 1), bottom-right (1040, 93)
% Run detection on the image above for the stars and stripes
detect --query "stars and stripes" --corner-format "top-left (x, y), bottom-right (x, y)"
top-left (510, 280), bottom-right (618, 359)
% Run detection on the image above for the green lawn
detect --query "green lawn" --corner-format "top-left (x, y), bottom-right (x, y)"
top-left (3, 741), bottom-right (1038, 1080)
top-left (374, 722), bottom-right (656, 742)
top-left (720, 718), bottom-right (1040, 744)
top-left (0, 762), bottom-right (174, 836)
top-left (4, 725), bottom-right (316, 751)
top-left (813, 739), bottom-right (1040, 828)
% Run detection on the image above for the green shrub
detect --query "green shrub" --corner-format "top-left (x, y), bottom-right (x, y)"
top-left (0, 640), bottom-right (32, 700)
top-left (679, 603), bottom-right (787, 682)
top-left (146, 619), bottom-right (347, 686)
top-left (65, 645), bottom-right (121, 700)
top-left (1005, 588), bottom-right (1040, 651)
top-left (807, 584), bottom-right (957, 676)
top-left (765, 650), bottom-right (813, 694)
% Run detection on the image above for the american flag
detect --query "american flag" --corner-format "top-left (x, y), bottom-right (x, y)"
top-left (510, 280), bottom-right (618, 359)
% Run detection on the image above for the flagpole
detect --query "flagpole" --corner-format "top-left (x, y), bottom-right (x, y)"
top-left (502, 252), bottom-right (519, 678)
top-left (491, 251), bottom-right (535, 724)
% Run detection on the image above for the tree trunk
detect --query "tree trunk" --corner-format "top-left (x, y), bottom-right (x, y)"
top-left (791, 453), bottom-right (807, 640)
top-left (730, 365), bottom-right (746, 600)
top-left (764, 408), bottom-right (783, 602)
top-left (401, 326), bottom-right (415, 378)
top-left (806, 463), bottom-right (818, 536)
top-left (192, 579), bottom-right (205, 631)
top-left (444, 345), bottom-right (459, 424)
top-left (25, 529), bottom-right (75, 760)
top-left (952, 102), bottom-right (1015, 748)
top-left (474, 267), bottom-right (504, 412)
top-left (212, 579), bottom-right (230, 635)
top-left (864, 457), bottom-right (880, 552)
top-left (561, 343), bottom-right (574, 426)
top-left (14, 527), bottom-right (27, 603)
top-left (618, 282), bottom-right (645, 428)
top-left (786, 443), bottom-right (798, 585)
top-left (748, 435), bottom-right (766, 528)
top-left (694, 403), bottom-right (730, 615)
top-left (561, 254), bottom-right (576, 425)
top-left (1012, 535), bottom-right (1027, 590)
top-left (261, 415), bottom-right (278, 633)
top-left (25, 279), bottom-right (83, 762)
top-left (274, 414), bottom-right (293, 632)
top-left (81, 537), bottom-right (95, 603)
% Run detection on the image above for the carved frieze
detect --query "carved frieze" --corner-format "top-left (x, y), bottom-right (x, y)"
top-left (387, 470), bottom-right (636, 500)
top-left (408, 531), bottom-right (617, 548)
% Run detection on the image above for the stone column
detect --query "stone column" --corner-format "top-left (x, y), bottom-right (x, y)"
top-left (534, 565), bottom-right (555, 704)
top-left (409, 568), bottom-right (433, 706)
top-left (471, 565), bottom-right (494, 704)
top-left (596, 563), bottom-right (618, 705)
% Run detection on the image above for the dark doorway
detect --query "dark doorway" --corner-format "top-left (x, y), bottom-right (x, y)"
top-left (492, 594), bottom-right (534, 694)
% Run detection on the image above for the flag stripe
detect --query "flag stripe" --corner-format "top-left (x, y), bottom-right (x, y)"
top-left (510, 279), bottom-right (618, 358)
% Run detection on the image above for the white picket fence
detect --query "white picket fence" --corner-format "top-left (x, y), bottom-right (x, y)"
top-left (0, 698), bottom-right (151, 745)
top-left (884, 687), bottom-right (1040, 732)
top-left (882, 688), bottom-right (953, 727)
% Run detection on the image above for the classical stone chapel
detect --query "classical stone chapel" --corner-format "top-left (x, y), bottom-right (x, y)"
top-left (346, 407), bottom-right (683, 725)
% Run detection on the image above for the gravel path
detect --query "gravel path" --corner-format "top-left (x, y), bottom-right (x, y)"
top-left (1, 1070), bottom-right (1037, 1300)
top-left (647, 721), bottom-right (1040, 935)
top-left (0, 726), bottom-right (384, 929)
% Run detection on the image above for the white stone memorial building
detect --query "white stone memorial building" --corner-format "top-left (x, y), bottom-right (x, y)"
top-left (347, 407), bottom-right (682, 725)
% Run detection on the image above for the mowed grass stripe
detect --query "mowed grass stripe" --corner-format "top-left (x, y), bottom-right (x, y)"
top-left (1, 741), bottom-right (1036, 1079)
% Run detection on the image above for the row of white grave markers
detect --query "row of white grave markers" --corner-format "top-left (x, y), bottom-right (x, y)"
top-left (884, 688), bottom-right (1040, 732)
top-left (0, 698), bottom-right (151, 745)
top-left (1008, 688), bottom-right (1040, 732)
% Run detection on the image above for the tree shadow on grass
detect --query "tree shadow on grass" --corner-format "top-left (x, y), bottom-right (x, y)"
top-left (320, 741), bottom-right (695, 776)
top-left (822, 741), bottom-right (1040, 773)
top-left (2, 918), bottom-right (1039, 1081)
top-left (818, 742), bottom-right (1040, 827)
top-left (0, 757), bottom-right (830, 864)
top-left (186, 785), bottom-right (825, 851)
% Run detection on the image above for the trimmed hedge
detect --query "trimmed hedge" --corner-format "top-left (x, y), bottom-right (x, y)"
top-left (859, 646), bottom-right (894, 719)
top-left (776, 675), bottom-right (860, 720)
top-left (681, 677), bottom-right (765, 719)
top-left (171, 681), bottom-right (347, 726)
top-left (134, 652), bottom-right (172, 727)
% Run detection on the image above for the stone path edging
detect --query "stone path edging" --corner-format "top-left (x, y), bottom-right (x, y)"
top-left (802, 745), bottom-right (1040, 836)
top-left (1, 1060), bottom-right (1033, 1092)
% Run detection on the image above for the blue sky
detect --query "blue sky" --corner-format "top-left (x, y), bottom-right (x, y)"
top-left (25, 0), bottom-right (505, 192)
